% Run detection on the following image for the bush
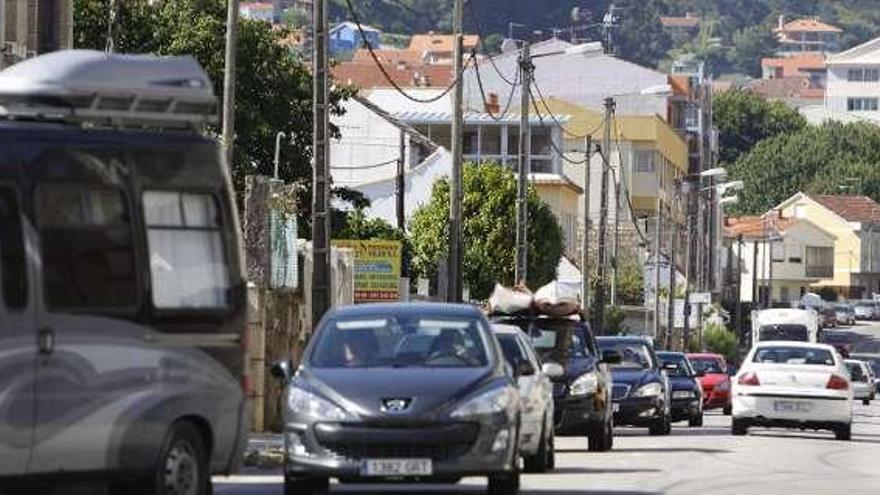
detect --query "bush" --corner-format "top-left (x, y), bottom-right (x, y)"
top-left (703, 322), bottom-right (738, 361)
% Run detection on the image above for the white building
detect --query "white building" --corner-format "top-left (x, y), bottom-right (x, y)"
top-left (825, 36), bottom-right (880, 122)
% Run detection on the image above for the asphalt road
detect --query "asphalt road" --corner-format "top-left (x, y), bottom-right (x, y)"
top-left (214, 322), bottom-right (880, 495)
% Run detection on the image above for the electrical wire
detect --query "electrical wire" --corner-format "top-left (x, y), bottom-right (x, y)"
top-left (465, 1), bottom-right (520, 87)
top-left (532, 78), bottom-right (604, 140)
top-left (473, 49), bottom-right (521, 121)
top-left (343, 0), bottom-right (476, 104)
top-left (330, 158), bottom-right (399, 170)
top-left (528, 87), bottom-right (592, 165)
top-left (611, 111), bottom-right (652, 246)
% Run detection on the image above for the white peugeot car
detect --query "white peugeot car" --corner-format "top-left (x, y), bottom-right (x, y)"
top-left (492, 324), bottom-right (555, 473)
top-left (731, 342), bottom-right (853, 440)
top-left (845, 359), bottom-right (874, 405)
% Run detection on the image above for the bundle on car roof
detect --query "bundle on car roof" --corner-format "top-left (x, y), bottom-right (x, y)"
top-left (487, 282), bottom-right (582, 318)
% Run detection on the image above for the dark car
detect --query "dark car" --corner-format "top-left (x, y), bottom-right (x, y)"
top-left (596, 336), bottom-right (672, 436)
top-left (820, 330), bottom-right (859, 357)
top-left (818, 305), bottom-right (838, 329)
top-left (657, 352), bottom-right (704, 427)
top-left (493, 315), bottom-right (616, 452)
top-left (274, 304), bottom-right (521, 495)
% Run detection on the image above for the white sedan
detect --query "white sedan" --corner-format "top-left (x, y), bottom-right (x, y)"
top-left (731, 342), bottom-right (853, 440)
top-left (845, 359), bottom-right (874, 405)
top-left (492, 324), bottom-right (555, 473)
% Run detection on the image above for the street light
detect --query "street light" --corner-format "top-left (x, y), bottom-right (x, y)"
top-left (700, 167), bottom-right (727, 179)
top-left (719, 195), bottom-right (739, 207)
top-left (274, 131), bottom-right (286, 180)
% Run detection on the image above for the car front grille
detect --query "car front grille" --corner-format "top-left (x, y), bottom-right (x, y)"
top-left (612, 384), bottom-right (630, 400)
top-left (314, 423), bottom-right (479, 462)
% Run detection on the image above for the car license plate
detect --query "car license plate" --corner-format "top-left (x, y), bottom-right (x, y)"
top-left (773, 400), bottom-right (811, 413)
top-left (361, 459), bottom-right (433, 477)
top-left (612, 402), bottom-right (620, 413)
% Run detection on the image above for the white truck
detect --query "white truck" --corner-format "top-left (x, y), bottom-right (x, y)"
top-left (751, 308), bottom-right (819, 345)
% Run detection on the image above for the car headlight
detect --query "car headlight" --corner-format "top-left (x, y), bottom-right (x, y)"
top-left (672, 390), bottom-right (694, 399)
top-left (451, 386), bottom-right (518, 418)
top-left (570, 372), bottom-right (599, 396)
top-left (716, 380), bottom-right (731, 392)
top-left (632, 382), bottom-right (663, 398)
top-left (288, 387), bottom-right (351, 421)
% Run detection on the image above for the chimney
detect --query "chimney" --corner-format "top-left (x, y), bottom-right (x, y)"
top-left (778, 14), bottom-right (785, 30)
top-left (484, 92), bottom-right (500, 114)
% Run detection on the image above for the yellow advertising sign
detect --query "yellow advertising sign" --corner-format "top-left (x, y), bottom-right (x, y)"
top-left (333, 240), bottom-right (402, 302)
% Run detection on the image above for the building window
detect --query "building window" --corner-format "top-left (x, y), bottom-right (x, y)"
top-left (530, 159), bottom-right (553, 173)
top-left (847, 97), bottom-right (879, 111)
top-left (634, 149), bottom-right (656, 173)
top-left (780, 286), bottom-right (790, 302)
top-left (805, 246), bottom-right (834, 278)
top-left (847, 68), bottom-right (880, 82)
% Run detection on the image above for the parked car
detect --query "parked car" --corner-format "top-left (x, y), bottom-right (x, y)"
top-left (492, 324), bottom-right (555, 473)
top-left (687, 353), bottom-right (733, 415)
top-left (852, 340), bottom-right (880, 354)
top-left (820, 330), bottom-right (859, 357)
top-left (845, 359), bottom-right (874, 405)
top-left (657, 352), bottom-right (704, 427)
top-left (834, 304), bottom-right (856, 326)
top-left (495, 314), bottom-right (616, 452)
top-left (853, 300), bottom-right (879, 320)
top-left (731, 342), bottom-right (853, 441)
top-left (818, 304), bottom-right (838, 329)
top-left (274, 304), bottom-right (521, 495)
top-left (596, 336), bottom-right (672, 436)
top-left (850, 353), bottom-right (880, 394)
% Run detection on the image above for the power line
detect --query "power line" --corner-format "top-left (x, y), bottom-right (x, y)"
top-left (611, 111), bottom-right (651, 247)
top-left (465, 1), bottom-right (520, 87)
top-left (528, 87), bottom-right (592, 165)
top-left (330, 158), bottom-right (399, 170)
top-left (532, 78), bottom-right (604, 139)
top-left (472, 49), bottom-right (521, 121)
top-left (343, 0), bottom-right (476, 104)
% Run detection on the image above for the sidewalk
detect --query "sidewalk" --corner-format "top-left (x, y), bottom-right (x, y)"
top-left (243, 433), bottom-right (284, 469)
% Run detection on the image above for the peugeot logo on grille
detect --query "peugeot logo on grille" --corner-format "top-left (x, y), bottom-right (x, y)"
top-left (382, 398), bottom-right (412, 413)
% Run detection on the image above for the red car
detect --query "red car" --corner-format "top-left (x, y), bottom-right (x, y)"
top-left (686, 353), bottom-right (732, 415)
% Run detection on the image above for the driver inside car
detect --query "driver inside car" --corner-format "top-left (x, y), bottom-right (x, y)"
top-left (429, 329), bottom-right (468, 360)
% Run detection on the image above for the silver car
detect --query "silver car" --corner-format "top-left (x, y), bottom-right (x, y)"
top-left (493, 324), bottom-right (555, 473)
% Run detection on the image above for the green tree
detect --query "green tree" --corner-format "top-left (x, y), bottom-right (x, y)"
top-left (410, 163), bottom-right (563, 300)
top-left (729, 23), bottom-right (778, 76)
top-left (703, 322), bottom-right (737, 361)
top-left (729, 122), bottom-right (880, 214)
top-left (713, 89), bottom-right (807, 165)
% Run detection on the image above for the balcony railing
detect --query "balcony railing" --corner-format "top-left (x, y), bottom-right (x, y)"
top-left (805, 265), bottom-right (833, 278)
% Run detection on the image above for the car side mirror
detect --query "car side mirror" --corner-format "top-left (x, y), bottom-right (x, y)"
top-left (516, 361), bottom-right (536, 377)
top-left (663, 362), bottom-right (678, 372)
top-left (271, 360), bottom-right (292, 382)
top-left (694, 370), bottom-right (706, 378)
top-left (541, 362), bottom-right (565, 378)
top-left (601, 350), bottom-right (622, 365)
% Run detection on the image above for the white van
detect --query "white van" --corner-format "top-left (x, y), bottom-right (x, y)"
top-left (751, 308), bottom-right (819, 344)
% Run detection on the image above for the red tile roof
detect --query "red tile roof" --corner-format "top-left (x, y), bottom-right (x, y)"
top-left (776, 18), bottom-right (842, 34)
top-left (745, 76), bottom-right (822, 100)
top-left (811, 195), bottom-right (880, 223)
top-left (409, 34), bottom-right (480, 54)
top-left (668, 75), bottom-right (691, 97)
top-left (351, 49), bottom-right (424, 65)
top-left (724, 215), bottom-right (795, 239)
top-left (331, 61), bottom-right (453, 90)
top-left (762, 53), bottom-right (826, 78)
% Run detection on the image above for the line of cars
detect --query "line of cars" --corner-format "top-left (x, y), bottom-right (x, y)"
top-left (271, 302), bottom-right (746, 495)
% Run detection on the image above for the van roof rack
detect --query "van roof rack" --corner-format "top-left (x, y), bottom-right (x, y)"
top-left (0, 50), bottom-right (217, 130)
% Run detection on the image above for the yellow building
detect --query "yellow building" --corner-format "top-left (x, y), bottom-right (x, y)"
top-left (776, 192), bottom-right (880, 298)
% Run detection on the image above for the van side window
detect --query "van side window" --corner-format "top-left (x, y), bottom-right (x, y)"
top-left (37, 184), bottom-right (137, 309)
top-left (0, 186), bottom-right (27, 309)
top-left (143, 191), bottom-right (229, 309)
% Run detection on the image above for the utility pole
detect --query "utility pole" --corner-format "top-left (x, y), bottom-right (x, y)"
top-left (582, 135), bottom-right (592, 309)
top-left (611, 165), bottom-right (620, 307)
top-left (667, 216), bottom-right (677, 350)
top-left (593, 97), bottom-right (614, 333)
top-left (311, 0), bottom-right (331, 326)
top-left (682, 201), bottom-right (692, 351)
top-left (222, 0), bottom-right (241, 169)
top-left (751, 240), bottom-right (759, 310)
top-left (447, 0), bottom-right (464, 302)
top-left (653, 200), bottom-right (662, 341)
top-left (515, 42), bottom-right (532, 286)
top-left (735, 234), bottom-right (744, 346)
top-left (396, 130), bottom-right (406, 231)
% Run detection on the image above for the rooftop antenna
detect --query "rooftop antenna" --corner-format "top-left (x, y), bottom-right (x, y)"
top-left (602, 3), bottom-right (622, 55)
top-left (106, 0), bottom-right (117, 54)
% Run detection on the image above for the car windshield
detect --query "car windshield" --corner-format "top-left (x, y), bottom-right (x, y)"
top-left (846, 362), bottom-right (867, 382)
top-left (853, 341), bottom-right (880, 353)
top-left (598, 340), bottom-right (654, 369)
top-left (658, 354), bottom-right (693, 377)
top-left (855, 301), bottom-right (876, 308)
top-left (753, 346), bottom-right (835, 366)
top-left (310, 315), bottom-right (490, 369)
top-left (527, 320), bottom-right (592, 362)
top-left (690, 357), bottom-right (724, 374)
top-left (759, 324), bottom-right (808, 342)
top-left (497, 333), bottom-right (527, 370)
